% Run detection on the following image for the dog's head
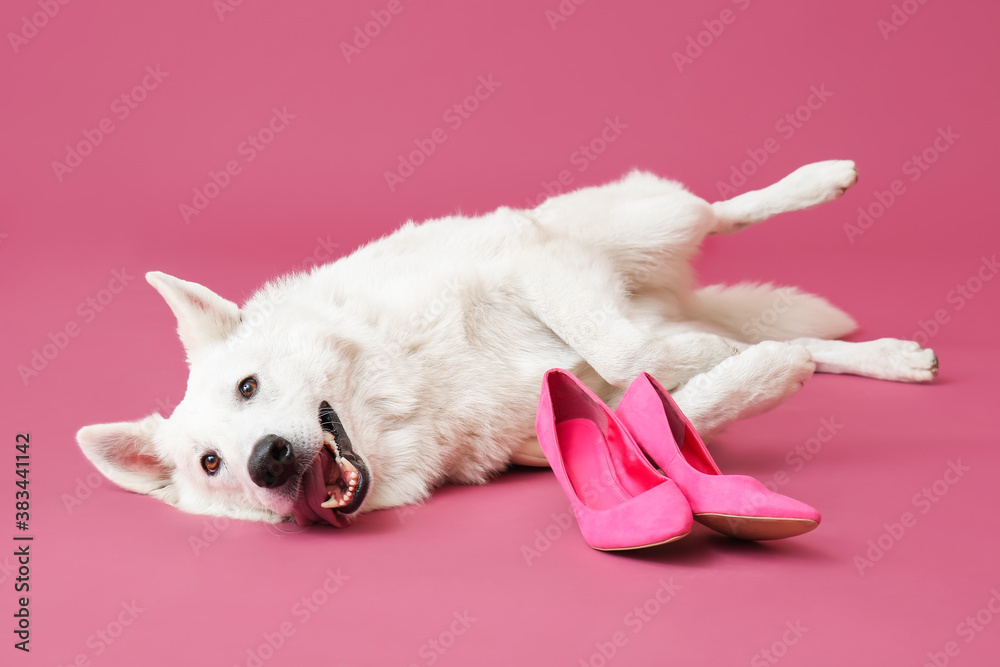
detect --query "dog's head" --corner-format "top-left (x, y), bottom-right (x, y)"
top-left (76, 271), bottom-right (372, 526)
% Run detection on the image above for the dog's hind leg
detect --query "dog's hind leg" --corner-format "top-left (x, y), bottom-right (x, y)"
top-left (529, 161), bottom-right (856, 299)
top-left (711, 160), bottom-right (858, 233)
top-left (528, 171), bottom-right (719, 292)
top-left (790, 337), bottom-right (938, 383)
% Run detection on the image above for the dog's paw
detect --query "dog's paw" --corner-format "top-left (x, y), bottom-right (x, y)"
top-left (667, 332), bottom-right (741, 369)
top-left (739, 342), bottom-right (816, 417)
top-left (870, 338), bottom-right (939, 383)
top-left (783, 160), bottom-right (858, 208)
top-left (744, 340), bottom-right (817, 389)
top-left (692, 341), bottom-right (815, 421)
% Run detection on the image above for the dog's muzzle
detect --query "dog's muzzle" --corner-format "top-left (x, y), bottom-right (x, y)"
top-left (290, 401), bottom-right (371, 528)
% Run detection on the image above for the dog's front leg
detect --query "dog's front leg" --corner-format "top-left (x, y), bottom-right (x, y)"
top-left (671, 341), bottom-right (816, 436)
top-left (518, 243), bottom-right (738, 388)
top-left (789, 337), bottom-right (938, 382)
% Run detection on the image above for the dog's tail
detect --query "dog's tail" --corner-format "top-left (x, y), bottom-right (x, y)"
top-left (690, 282), bottom-right (857, 343)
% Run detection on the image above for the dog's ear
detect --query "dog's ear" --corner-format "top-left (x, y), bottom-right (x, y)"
top-left (146, 271), bottom-right (240, 356)
top-left (76, 414), bottom-right (175, 500)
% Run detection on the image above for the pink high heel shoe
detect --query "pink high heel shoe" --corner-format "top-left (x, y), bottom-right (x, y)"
top-left (616, 373), bottom-right (820, 540)
top-left (535, 368), bottom-right (692, 551)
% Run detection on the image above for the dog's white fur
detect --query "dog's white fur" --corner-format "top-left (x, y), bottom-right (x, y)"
top-left (77, 160), bottom-right (937, 523)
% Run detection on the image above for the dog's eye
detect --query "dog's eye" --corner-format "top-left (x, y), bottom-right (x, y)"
top-left (201, 453), bottom-right (221, 475)
top-left (238, 376), bottom-right (258, 399)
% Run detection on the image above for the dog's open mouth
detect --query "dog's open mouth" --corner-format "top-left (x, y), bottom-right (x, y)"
top-left (290, 401), bottom-right (371, 527)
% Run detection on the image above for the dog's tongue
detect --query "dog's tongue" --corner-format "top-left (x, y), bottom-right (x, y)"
top-left (291, 455), bottom-right (355, 528)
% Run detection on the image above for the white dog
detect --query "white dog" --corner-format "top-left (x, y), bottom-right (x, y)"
top-left (77, 160), bottom-right (937, 525)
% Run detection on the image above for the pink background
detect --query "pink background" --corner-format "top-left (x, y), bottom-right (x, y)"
top-left (3, 1), bottom-right (999, 665)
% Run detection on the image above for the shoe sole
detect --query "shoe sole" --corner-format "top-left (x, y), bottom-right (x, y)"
top-left (591, 529), bottom-right (692, 552)
top-left (695, 514), bottom-right (818, 541)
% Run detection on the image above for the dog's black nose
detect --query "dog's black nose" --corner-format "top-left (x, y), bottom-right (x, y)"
top-left (249, 435), bottom-right (297, 488)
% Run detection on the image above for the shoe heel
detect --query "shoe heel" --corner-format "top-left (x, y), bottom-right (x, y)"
top-left (536, 369), bottom-right (693, 551)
